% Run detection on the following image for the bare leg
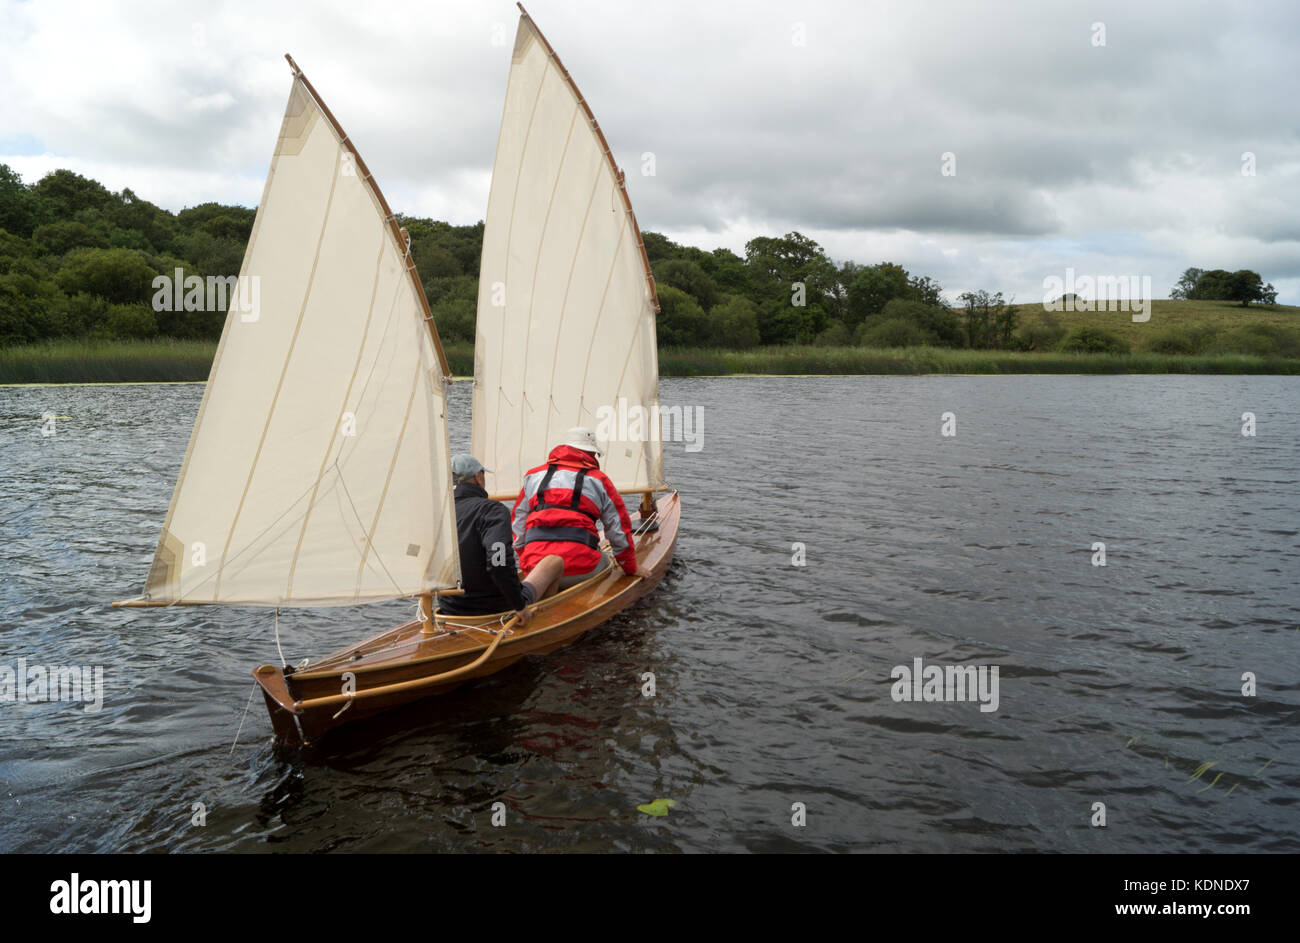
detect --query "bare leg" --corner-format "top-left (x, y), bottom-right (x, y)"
top-left (523, 554), bottom-right (565, 600)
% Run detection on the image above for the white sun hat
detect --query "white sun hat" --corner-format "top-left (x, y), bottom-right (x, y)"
top-left (563, 426), bottom-right (603, 457)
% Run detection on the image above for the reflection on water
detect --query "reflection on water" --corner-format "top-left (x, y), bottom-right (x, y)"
top-left (0, 376), bottom-right (1297, 852)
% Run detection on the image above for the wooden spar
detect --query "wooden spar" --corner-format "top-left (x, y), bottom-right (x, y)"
top-left (292, 615), bottom-right (517, 711)
top-left (111, 587), bottom-right (465, 608)
top-left (513, 4), bottom-right (659, 315)
top-left (282, 53), bottom-right (452, 378)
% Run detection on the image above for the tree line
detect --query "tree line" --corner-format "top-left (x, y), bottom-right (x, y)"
top-left (0, 164), bottom-right (1283, 351)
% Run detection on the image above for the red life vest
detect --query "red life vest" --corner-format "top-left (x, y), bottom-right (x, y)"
top-left (512, 446), bottom-right (638, 576)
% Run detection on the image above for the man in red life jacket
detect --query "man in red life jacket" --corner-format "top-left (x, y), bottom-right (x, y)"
top-left (512, 427), bottom-right (639, 585)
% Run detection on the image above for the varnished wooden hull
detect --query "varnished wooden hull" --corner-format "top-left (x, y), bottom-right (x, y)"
top-left (253, 491), bottom-right (680, 745)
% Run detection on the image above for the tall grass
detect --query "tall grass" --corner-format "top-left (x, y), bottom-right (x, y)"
top-left (0, 339), bottom-right (218, 384)
top-left (0, 339), bottom-right (477, 384)
top-left (443, 342), bottom-right (475, 378)
top-left (658, 345), bottom-right (1300, 376)
top-left (4, 329), bottom-right (1299, 384)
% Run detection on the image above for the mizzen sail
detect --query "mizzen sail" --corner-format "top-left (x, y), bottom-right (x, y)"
top-left (136, 63), bottom-right (459, 607)
top-left (472, 7), bottom-right (664, 496)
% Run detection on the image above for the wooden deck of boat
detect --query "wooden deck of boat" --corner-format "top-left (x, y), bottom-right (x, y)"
top-left (303, 490), bottom-right (678, 674)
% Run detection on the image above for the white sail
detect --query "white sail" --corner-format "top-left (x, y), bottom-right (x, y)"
top-left (472, 10), bottom-right (665, 496)
top-left (140, 70), bottom-right (460, 607)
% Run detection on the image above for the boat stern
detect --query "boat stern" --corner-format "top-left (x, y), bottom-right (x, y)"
top-left (252, 663), bottom-right (304, 747)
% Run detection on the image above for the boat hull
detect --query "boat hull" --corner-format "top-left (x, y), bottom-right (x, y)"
top-left (253, 491), bottom-right (680, 745)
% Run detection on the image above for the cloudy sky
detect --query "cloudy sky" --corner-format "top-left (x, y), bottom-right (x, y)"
top-left (2, 0), bottom-right (1297, 303)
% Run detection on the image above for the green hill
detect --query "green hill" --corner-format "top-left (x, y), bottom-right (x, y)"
top-left (1011, 299), bottom-right (1300, 357)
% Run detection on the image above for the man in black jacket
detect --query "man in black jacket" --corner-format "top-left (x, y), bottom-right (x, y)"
top-left (439, 454), bottom-right (562, 624)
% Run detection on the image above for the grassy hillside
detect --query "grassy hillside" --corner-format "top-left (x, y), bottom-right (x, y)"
top-left (1014, 299), bottom-right (1299, 353)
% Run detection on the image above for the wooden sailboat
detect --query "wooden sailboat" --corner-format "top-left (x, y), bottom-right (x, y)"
top-left (115, 7), bottom-right (678, 746)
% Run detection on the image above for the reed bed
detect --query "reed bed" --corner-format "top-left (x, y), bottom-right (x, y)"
top-left (3, 339), bottom-right (1297, 384)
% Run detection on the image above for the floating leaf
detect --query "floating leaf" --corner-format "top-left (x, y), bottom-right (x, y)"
top-left (1187, 761), bottom-right (1217, 783)
top-left (637, 798), bottom-right (676, 817)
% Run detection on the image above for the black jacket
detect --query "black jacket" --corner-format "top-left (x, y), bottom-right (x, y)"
top-left (439, 481), bottom-right (527, 615)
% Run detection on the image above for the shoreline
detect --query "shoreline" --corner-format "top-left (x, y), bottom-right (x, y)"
top-left (2, 339), bottom-right (1299, 385)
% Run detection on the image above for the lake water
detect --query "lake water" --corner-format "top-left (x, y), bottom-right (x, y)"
top-left (1, 375), bottom-right (1297, 852)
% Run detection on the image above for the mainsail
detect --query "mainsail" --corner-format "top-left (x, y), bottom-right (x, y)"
top-left (472, 7), bottom-right (665, 496)
top-left (134, 62), bottom-right (460, 607)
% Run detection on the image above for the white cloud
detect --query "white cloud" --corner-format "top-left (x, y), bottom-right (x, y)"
top-left (1, 0), bottom-right (1296, 301)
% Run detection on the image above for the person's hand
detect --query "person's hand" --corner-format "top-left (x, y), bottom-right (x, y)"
top-left (515, 606), bottom-right (533, 628)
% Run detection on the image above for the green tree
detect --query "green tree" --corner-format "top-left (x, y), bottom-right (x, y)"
top-left (431, 296), bottom-right (476, 343)
top-left (1190, 269), bottom-right (1232, 300)
top-left (111, 189), bottom-right (176, 251)
top-left (0, 229), bottom-right (35, 274)
top-left (1169, 267), bottom-right (1202, 300)
top-left (1190, 268), bottom-right (1275, 306)
top-left (744, 232), bottom-right (836, 343)
top-left (653, 258), bottom-right (718, 310)
top-left (94, 302), bottom-right (158, 340)
top-left (402, 217), bottom-right (482, 277)
top-left (0, 258), bottom-right (64, 342)
top-left (55, 247), bottom-right (158, 304)
top-left (655, 284), bottom-right (706, 346)
top-left (847, 263), bottom-right (909, 327)
top-left (957, 289), bottom-right (1010, 349)
top-left (880, 297), bottom-right (963, 347)
top-left (0, 164), bottom-right (45, 238)
top-left (33, 221), bottom-right (110, 256)
top-left (641, 231), bottom-right (677, 262)
top-left (423, 273), bottom-right (477, 308)
top-left (906, 274), bottom-right (945, 308)
top-left (702, 247), bottom-right (751, 296)
top-left (33, 169), bottom-right (114, 216)
top-left (705, 295), bottom-right (760, 348)
top-left (1225, 270), bottom-right (1276, 306)
top-left (171, 230), bottom-right (244, 277)
top-left (413, 242), bottom-right (462, 278)
top-left (193, 212), bottom-right (251, 244)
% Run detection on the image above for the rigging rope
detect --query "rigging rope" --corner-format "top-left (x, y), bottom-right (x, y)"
top-left (229, 683), bottom-right (257, 755)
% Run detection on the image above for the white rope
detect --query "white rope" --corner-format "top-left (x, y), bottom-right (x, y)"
top-left (634, 507), bottom-right (660, 534)
top-left (273, 607), bottom-right (287, 668)
top-left (229, 683), bottom-right (257, 755)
